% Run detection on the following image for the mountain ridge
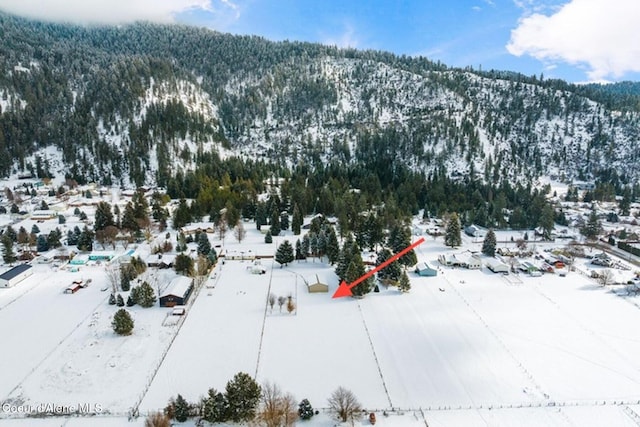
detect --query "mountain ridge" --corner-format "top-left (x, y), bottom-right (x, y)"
top-left (0, 11), bottom-right (639, 189)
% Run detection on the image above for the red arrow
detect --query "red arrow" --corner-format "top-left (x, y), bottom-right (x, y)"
top-left (332, 237), bottom-right (425, 299)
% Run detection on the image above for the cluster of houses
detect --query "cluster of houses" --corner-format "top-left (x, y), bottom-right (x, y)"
top-left (420, 247), bottom-right (572, 278)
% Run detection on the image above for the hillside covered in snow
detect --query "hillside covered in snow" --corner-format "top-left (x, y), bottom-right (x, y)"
top-left (1, 11), bottom-right (639, 190)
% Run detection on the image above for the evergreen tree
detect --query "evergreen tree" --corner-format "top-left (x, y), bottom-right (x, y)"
top-left (121, 274), bottom-right (131, 292)
top-left (121, 202), bottom-right (139, 232)
top-left (2, 235), bottom-right (17, 265)
top-left (509, 207), bottom-right (527, 229)
top-left (275, 240), bottom-right (294, 267)
top-left (108, 293), bottom-right (116, 305)
top-left (364, 213), bottom-right (384, 251)
top-left (4, 225), bottom-right (17, 242)
top-left (581, 209), bottom-right (602, 240)
top-left (309, 232), bottom-right (319, 258)
top-left (175, 254), bottom-right (194, 276)
top-left (291, 204), bottom-right (303, 235)
top-left (112, 308), bottom-right (134, 335)
top-left (393, 226), bottom-right (418, 267)
top-left (481, 229), bottom-right (497, 257)
top-left (67, 226), bottom-right (80, 246)
top-left (202, 388), bottom-right (227, 424)
top-left (387, 225), bottom-right (401, 253)
top-left (444, 213), bottom-right (462, 248)
top-left (47, 227), bottom-right (62, 248)
top-left (31, 224), bottom-right (40, 234)
top-left (116, 294), bottom-right (125, 307)
top-left (346, 251), bottom-right (372, 297)
top-left (174, 394), bottom-right (190, 423)
top-left (301, 233), bottom-right (311, 258)
top-left (269, 209), bottom-right (281, 236)
top-left (137, 281), bottom-right (157, 307)
top-left (619, 188), bottom-right (632, 216)
top-left (36, 234), bottom-right (49, 252)
top-left (335, 234), bottom-right (354, 280)
top-left (279, 211), bottom-right (290, 231)
top-left (197, 232), bottom-right (211, 255)
top-left (398, 270), bottom-right (411, 293)
top-left (224, 372), bottom-right (262, 423)
top-left (376, 248), bottom-right (401, 283)
top-left (298, 398), bottom-right (314, 420)
top-left (325, 226), bottom-right (340, 265)
top-left (94, 201), bottom-right (115, 231)
top-left (132, 190), bottom-right (150, 226)
top-left (538, 204), bottom-right (555, 241)
top-left (130, 286), bottom-right (141, 304)
top-left (172, 199), bottom-right (192, 230)
top-left (316, 230), bottom-right (327, 258)
top-left (295, 239), bottom-right (305, 260)
top-left (77, 226), bottom-right (94, 252)
top-left (207, 248), bottom-right (218, 265)
top-left (264, 230), bottom-right (273, 244)
top-left (255, 202), bottom-right (267, 231)
top-left (126, 294), bottom-right (136, 307)
top-left (175, 231), bottom-right (187, 252)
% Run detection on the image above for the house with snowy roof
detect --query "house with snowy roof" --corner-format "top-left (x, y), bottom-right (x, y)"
top-left (159, 276), bottom-right (193, 307)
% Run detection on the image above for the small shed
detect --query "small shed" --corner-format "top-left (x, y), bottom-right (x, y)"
top-left (0, 264), bottom-right (33, 287)
top-left (69, 255), bottom-right (88, 265)
top-left (88, 251), bottom-right (115, 262)
top-left (65, 283), bottom-right (82, 293)
top-left (159, 276), bottom-right (193, 307)
top-left (519, 261), bottom-right (539, 274)
top-left (415, 262), bottom-right (438, 277)
top-left (307, 275), bottom-right (328, 293)
top-left (486, 258), bottom-right (510, 274)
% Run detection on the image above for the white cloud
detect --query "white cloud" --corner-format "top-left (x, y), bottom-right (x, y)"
top-left (322, 23), bottom-right (360, 49)
top-left (507, 0), bottom-right (640, 81)
top-left (0, 0), bottom-right (236, 25)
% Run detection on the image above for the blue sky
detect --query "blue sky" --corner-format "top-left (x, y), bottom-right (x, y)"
top-left (1, 0), bottom-right (639, 83)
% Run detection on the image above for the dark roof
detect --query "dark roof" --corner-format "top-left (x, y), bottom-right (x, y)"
top-left (0, 264), bottom-right (32, 281)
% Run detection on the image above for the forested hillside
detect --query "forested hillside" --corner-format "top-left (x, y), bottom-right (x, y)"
top-left (1, 11), bottom-right (639, 229)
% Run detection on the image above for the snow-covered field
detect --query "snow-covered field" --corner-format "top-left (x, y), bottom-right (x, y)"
top-left (2, 224), bottom-right (640, 426)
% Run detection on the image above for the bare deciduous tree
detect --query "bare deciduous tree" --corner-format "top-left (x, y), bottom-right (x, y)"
top-left (105, 265), bottom-right (120, 294)
top-left (597, 269), bottom-right (614, 286)
top-left (217, 216), bottom-right (228, 243)
top-left (328, 386), bottom-right (361, 424)
top-left (257, 382), bottom-right (297, 427)
top-left (516, 238), bottom-right (527, 251)
top-left (268, 293), bottom-right (276, 312)
top-left (286, 298), bottom-right (296, 314)
top-left (234, 220), bottom-right (246, 243)
top-left (195, 255), bottom-right (210, 288)
top-left (277, 296), bottom-right (286, 313)
top-left (144, 411), bottom-right (170, 427)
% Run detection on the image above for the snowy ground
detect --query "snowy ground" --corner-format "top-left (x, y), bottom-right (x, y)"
top-left (3, 225), bottom-right (640, 426)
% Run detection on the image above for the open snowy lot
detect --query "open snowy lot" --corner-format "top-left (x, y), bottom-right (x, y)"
top-left (2, 229), bottom-right (640, 425)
